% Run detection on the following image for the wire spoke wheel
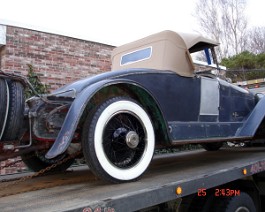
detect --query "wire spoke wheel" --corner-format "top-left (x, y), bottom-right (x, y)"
top-left (82, 97), bottom-right (155, 183)
top-left (103, 112), bottom-right (146, 169)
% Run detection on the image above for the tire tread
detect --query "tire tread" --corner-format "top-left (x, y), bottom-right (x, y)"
top-left (2, 80), bottom-right (25, 141)
top-left (0, 78), bottom-right (8, 140)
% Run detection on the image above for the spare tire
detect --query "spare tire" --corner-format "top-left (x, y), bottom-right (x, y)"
top-left (2, 80), bottom-right (25, 141)
top-left (0, 78), bottom-right (9, 140)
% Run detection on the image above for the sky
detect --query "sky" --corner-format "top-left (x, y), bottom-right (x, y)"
top-left (0, 0), bottom-right (265, 46)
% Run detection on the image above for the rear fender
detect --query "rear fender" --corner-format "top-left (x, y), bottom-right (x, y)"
top-left (236, 96), bottom-right (265, 137)
top-left (45, 79), bottom-right (166, 159)
top-left (45, 79), bottom-right (113, 159)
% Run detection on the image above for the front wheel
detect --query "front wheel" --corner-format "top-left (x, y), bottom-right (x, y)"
top-left (201, 142), bottom-right (223, 151)
top-left (82, 97), bottom-right (155, 183)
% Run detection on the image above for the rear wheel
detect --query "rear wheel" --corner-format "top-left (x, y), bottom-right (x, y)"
top-left (201, 142), bottom-right (223, 151)
top-left (82, 97), bottom-right (155, 183)
top-left (213, 192), bottom-right (256, 212)
top-left (21, 150), bottom-right (75, 172)
top-left (188, 191), bottom-right (256, 212)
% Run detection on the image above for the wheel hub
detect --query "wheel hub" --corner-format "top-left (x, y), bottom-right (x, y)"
top-left (126, 131), bottom-right (139, 149)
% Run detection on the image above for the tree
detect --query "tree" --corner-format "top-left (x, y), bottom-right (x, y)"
top-left (26, 64), bottom-right (49, 98)
top-left (221, 51), bottom-right (265, 82)
top-left (247, 26), bottom-right (265, 54)
top-left (194, 0), bottom-right (248, 58)
top-left (221, 51), bottom-right (256, 69)
top-left (194, 0), bottom-right (223, 59)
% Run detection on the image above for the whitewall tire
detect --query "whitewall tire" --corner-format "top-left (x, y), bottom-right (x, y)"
top-left (82, 97), bottom-right (155, 183)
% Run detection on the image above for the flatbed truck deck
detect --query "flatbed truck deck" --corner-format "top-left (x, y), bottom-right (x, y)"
top-left (1, 147), bottom-right (265, 211)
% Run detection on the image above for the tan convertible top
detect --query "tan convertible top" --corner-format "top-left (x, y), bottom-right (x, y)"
top-left (111, 30), bottom-right (219, 77)
top-left (178, 32), bottom-right (219, 53)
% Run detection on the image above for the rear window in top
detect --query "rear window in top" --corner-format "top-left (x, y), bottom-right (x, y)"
top-left (120, 47), bottom-right (152, 65)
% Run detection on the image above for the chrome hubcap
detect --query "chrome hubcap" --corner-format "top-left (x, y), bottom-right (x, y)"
top-left (126, 131), bottom-right (139, 149)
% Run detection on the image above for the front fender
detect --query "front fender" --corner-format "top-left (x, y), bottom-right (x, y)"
top-left (236, 96), bottom-right (265, 137)
top-left (45, 79), bottom-right (114, 159)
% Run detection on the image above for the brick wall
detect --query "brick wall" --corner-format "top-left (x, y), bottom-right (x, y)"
top-left (0, 158), bottom-right (27, 175)
top-left (0, 25), bottom-right (114, 91)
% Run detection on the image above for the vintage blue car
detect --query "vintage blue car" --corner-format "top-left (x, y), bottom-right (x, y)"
top-left (0, 30), bottom-right (264, 183)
